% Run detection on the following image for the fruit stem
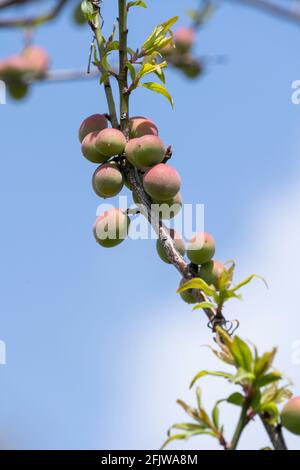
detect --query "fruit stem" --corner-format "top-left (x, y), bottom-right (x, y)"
top-left (118, 0), bottom-right (130, 137)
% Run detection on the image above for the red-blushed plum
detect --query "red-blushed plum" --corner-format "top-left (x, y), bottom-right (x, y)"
top-left (22, 46), bottom-right (50, 77)
top-left (281, 397), bottom-right (300, 435)
top-left (143, 164), bottom-right (181, 201)
top-left (156, 229), bottom-right (185, 264)
top-left (174, 27), bottom-right (195, 53)
top-left (199, 260), bottom-right (225, 289)
top-left (187, 232), bottom-right (216, 265)
top-left (93, 208), bottom-right (130, 248)
top-left (125, 135), bottom-right (165, 169)
top-left (78, 114), bottom-right (108, 142)
top-left (152, 192), bottom-right (182, 220)
top-left (129, 116), bottom-right (159, 138)
top-left (92, 162), bottom-right (124, 198)
top-left (95, 128), bottom-right (126, 157)
top-left (81, 132), bottom-right (109, 163)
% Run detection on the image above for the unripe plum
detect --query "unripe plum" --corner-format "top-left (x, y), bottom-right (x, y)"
top-left (174, 27), bottom-right (195, 54)
top-left (95, 128), bottom-right (126, 157)
top-left (81, 132), bottom-right (109, 163)
top-left (129, 116), bottom-right (158, 138)
top-left (7, 82), bottom-right (28, 100)
top-left (281, 397), bottom-right (300, 435)
top-left (92, 162), bottom-right (124, 198)
top-left (153, 192), bottom-right (182, 220)
top-left (143, 164), bottom-right (181, 201)
top-left (179, 279), bottom-right (197, 304)
top-left (125, 135), bottom-right (165, 169)
top-left (78, 114), bottom-right (108, 143)
top-left (93, 208), bottom-right (130, 248)
top-left (199, 260), bottom-right (225, 289)
top-left (73, 2), bottom-right (86, 25)
top-left (187, 232), bottom-right (215, 265)
top-left (156, 229), bottom-right (185, 264)
top-left (0, 56), bottom-right (25, 79)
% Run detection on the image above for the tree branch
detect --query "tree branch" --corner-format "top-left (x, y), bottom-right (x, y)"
top-left (0, 0), bottom-right (68, 28)
top-left (229, 0), bottom-right (300, 25)
top-left (260, 417), bottom-right (288, 450)
top-left (118, 0), bottom-right (129, 136)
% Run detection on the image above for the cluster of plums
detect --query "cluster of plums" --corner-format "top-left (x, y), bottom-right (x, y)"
top-left (79, 112), bottom-right (182, 239)
top-left (162, 27), bottom-right (203, 79)
top-left (157, 231), bottom-right (225, 304)
top-left (79, 113), bottom-right (226, 302)
top-left (0, 45), bottom-right (49, 99)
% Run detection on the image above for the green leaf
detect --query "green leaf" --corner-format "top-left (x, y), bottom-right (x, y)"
top-left (140, 82), bottom-right (174, 107)
top-left (128, 0), bottom-right (147, 9)
top-left (136, 61), bottom-right (167, 81)
top-left (212, 404), bottom-right (219, 429)
top-left (226, 392), bottom-right (245, 407)
top-left (105, 40), bottom-right (120, 53)
top-left (126, 62), bottom-right (136, 81)
top-left (193, 301), bottom-right (215, 312)
top-left (230, 274), bottom-right (268, 293)
top-left (255, 372), bottom-right (282, 388)
top-left (177, 278), bottom-right (216, 297)
top-left (171, 423), bottom-right (206, 432)
top-left (142, 16), bottom-right (178, 53)
top-left (161, 433), bottom-right (188, 450)
top-left (190, 370), bottom-right (235, 389)
top-left (232, 368), bottom-right (256, 385)
top-left (176, 400), bottom-right (205, 424)
top-left (260, 402), bottom-right (279, 425)
top-left (231, 336), bottom-right (253, 371)
top-left (255, 348), bottom-right (277, 377)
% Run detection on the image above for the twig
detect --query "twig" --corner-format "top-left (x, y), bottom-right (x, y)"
top-left (228, 0), bottom-right (300, 25)
top-left (88, 3), bottom-right (119, 129)
top-left (0, 0), bottom-right (68, 28)
top-left (27, 68), bottom-right (100, 84)
top-left (260, 417), bottom-right (288, 450)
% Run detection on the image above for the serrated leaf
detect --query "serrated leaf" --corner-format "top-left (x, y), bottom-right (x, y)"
top-left (140, 82), bottom-right (174, 107)
top-left (128, 0), bottom-right (147, 9)
top-left (190, 370), bottom-right (235, 389)
top-left (193, 302), bottom-right (215, 312)
top-left (177, 278), bottom-right (216, 297)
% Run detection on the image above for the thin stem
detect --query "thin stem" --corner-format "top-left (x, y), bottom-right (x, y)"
top-left (88, 3), bottom-right (119, 129)
top-left (229, 404), bottom-right (249, 450)
top-left (0, 0), bottom-right (68, 28)
top-left (118, 0), bottom-right (129, 136)
top-left (228, 0), bottom-right (300, 25)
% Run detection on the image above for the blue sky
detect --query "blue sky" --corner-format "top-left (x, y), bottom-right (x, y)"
top-left (0, 0), bottom-right (300, 450)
